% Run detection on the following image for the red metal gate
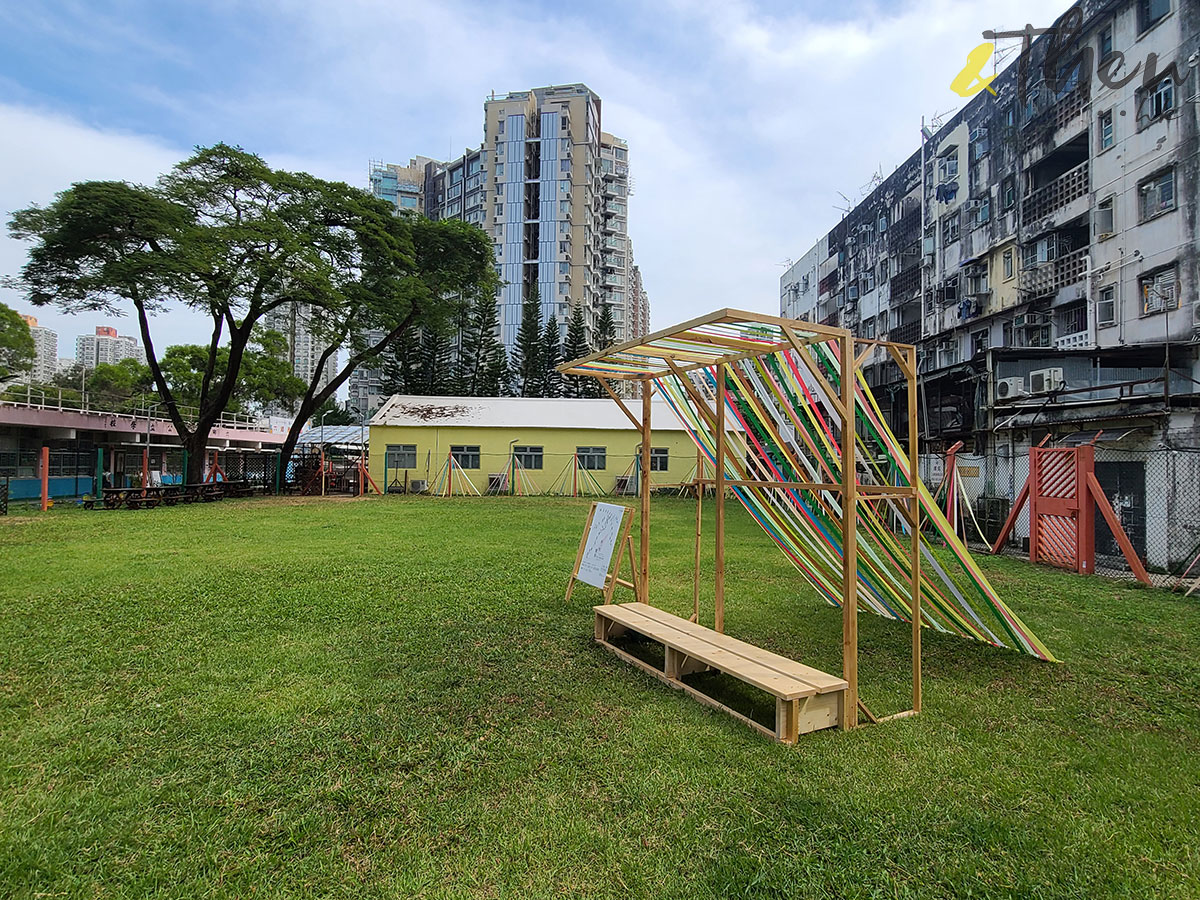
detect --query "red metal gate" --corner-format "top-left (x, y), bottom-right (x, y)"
top-left (1029, 445), bottom-right (1095, 573)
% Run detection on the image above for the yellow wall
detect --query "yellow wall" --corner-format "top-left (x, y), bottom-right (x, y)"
top-left (368, 424), bottom-right (700, 494)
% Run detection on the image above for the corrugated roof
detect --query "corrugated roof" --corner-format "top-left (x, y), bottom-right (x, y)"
top-left (370, 395), bottom-right (689, 431)
top-left (295, 424), bottom-right (367, 445)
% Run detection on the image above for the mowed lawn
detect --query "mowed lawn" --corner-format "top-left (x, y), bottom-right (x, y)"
top-left (1, 496), bottom-right (1198, 899)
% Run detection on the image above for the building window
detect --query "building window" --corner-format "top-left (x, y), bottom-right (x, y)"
top-left (942, 276), bottom-right (959, 304)
top-left (1098, 109), bottom-right (1114, 151)
top-left (1001, 176), bottom-right (1015, 210)
top-left (494, 163), bottom-right (505, 178)
top-left (1098, 24), bottom-right (1113, 60)
top-left (1095, 195), bottom-right (1116, 237)
top-left (450, 445), bottom-right (480, 469)
top-left (386, 444), bottom-right (417, 469)
top-left (1138, 0), bottom-right (1170, 33)
top-left (649, 448), bottom-right (669, 472)
top-left (974, 197), bottom-right (990, 226)
top-left (560, 159), bottom-right (571, 173)
top-left (577, 446), bottom-right (606, 470)
top-left (1097, 285), bottom-right (1117, 327)
top-left (1140, 266), bottom-right (1178, 314)
top-left (966, 264), bottom-right (989, 295)
top-left (971, 329), bottom-right (989, 356)
top-left (1139, 169), bottom-right (1175, 221)
top-left (514, 446), bottom-right (543, 470)
top-left (938, 150), bottom-right (959, 181)
top-left (1137, 78), bottom-right (1176, 129)
top-left (1003, 249), bottom-right (1014, 280)
top-left (942, 212), bottom-right (959, 246)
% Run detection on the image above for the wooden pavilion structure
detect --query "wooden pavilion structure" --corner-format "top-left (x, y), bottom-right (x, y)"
top-left (559, 308), bottom-right (923, 734)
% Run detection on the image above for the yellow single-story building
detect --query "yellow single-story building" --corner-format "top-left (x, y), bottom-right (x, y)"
top-left (367, 395), bottom-right (700, 495)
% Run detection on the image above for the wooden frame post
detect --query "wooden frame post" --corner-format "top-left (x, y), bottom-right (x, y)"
top-left (840, 334), bottom-right (858, 728)
top-left (715, 362), bottom-right (727, 633)
top-left (907, 346), bottom-right (922, 713)
top-left (693, 449), bottom-right (703, 624)
top-left (640, 382), bottom-right (652, 606)
top-left (40, 446), bottom-right (50, 512)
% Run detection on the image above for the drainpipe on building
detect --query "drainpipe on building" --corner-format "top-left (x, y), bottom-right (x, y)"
top-left (1085, 252), bottom-right (1094, 349)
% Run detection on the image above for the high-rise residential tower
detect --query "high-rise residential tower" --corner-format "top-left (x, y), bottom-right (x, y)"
top-left (366, 83), bottom-right (651, 378)
top-left (17, 315), bottom-right (58, 384)
top-left (262, 304), bottom-right (339, 413)
top-left (75, 326), bottom-right (145, 371)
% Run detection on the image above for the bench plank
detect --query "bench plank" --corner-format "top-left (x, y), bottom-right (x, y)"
top-left (601, 603), bottom-right (848, 694)
top-left (596, 604), bottom-right (818, 701)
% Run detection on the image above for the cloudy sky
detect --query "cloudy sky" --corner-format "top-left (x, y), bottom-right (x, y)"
top-left (0, 0), bottom-right (1057, 360)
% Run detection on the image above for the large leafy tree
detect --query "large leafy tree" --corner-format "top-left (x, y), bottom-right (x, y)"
top-left (86, 357), bottom-right (153, 402)
top-left (0, 301), bottom-right (35, 384)
top-left (515, 286), bottom-right (543, 397)
top-left (561, 303), bottom-right (591, 399)
top-left (7, 144), bottom-right (495, 481)
top-left (158, 329), bottom-right (306, 415)
top-left (310, 398), bottom-right (355, 427)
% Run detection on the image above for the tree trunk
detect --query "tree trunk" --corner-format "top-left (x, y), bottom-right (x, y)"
top-left (183, 428), bottom-right (212, 483)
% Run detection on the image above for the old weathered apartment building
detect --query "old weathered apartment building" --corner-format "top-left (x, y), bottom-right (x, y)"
top-left (782, 0), bottom-right (1198, 461)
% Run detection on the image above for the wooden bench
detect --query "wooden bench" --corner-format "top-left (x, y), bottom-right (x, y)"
top-left (595, 603), bottom-right (848, 743)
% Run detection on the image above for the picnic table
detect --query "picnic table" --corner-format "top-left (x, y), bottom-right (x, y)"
top-left (84, 480), bottom-right (260, 510)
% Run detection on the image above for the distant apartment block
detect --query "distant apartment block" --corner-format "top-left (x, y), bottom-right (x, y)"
top-left (365, 83), bottom-right (650, 371)
top-left (18, 315), bottom-right (57, 384)
top-left (75, 325), bottom-right (145, 371)
top-left (262, 304), bottom-right (339, 411)
top-left (781, 0), bottom-right (1198, 454)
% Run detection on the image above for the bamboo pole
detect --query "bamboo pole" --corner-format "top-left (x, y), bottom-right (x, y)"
top-left (693, 449), bottom-right (703, 623)
top-left (715, 363), bottom-right (726, 633)
top-left (907, 345), bottom-right (922, 714)
top-left (840, 333), bottom-right (858, 728)
top-left (640, 382), bottom-right (652, 606)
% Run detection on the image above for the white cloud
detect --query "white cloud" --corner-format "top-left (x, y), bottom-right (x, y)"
top-left (3, 0), bottom-right (1068, 344)
top-left (0, 102), bottom-right (211, 355)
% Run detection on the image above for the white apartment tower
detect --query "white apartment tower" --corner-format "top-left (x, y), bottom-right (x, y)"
top-left (19, 315), bottom-right (58, 384)
top-left (75, 326), bottom-right (145, 371)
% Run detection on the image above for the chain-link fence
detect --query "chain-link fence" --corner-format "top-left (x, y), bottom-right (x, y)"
top-left (920, 447), bottom-right (1200, 588)
top-left (0, 476), bottom-right (8, 516)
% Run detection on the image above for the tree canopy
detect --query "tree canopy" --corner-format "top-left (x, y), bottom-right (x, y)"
top-left (7, 143), bottom-right (496, 479)
top-left (0, 302), bottom-right (35, 384)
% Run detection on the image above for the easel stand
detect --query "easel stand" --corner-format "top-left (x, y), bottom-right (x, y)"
top-left (565, 503), bottom-right (643, 604)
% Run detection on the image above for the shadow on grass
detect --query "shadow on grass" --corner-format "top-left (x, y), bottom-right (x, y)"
top-left (607, 631), bottom-right (780, 732)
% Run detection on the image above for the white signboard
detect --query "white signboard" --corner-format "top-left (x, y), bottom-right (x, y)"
top-left (576, 503), bottom-right (627, 588)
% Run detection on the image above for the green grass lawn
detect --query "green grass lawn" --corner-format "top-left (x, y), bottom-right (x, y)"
top-left (2, 496), bottom-right (1198, 899)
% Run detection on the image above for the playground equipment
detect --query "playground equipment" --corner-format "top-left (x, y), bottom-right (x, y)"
top-left (560, 308), bottom-right (1053, 741)
top-left (991, 437), bottom-right (1151, 584)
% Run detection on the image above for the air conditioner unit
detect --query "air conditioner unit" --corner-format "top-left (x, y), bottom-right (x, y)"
top-left (409, 479), bottom-right (428, 494)
top-left (1029, 367), bottom-right (1066, 394)
top-left (996, 376), bottom-right (1027, 400)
